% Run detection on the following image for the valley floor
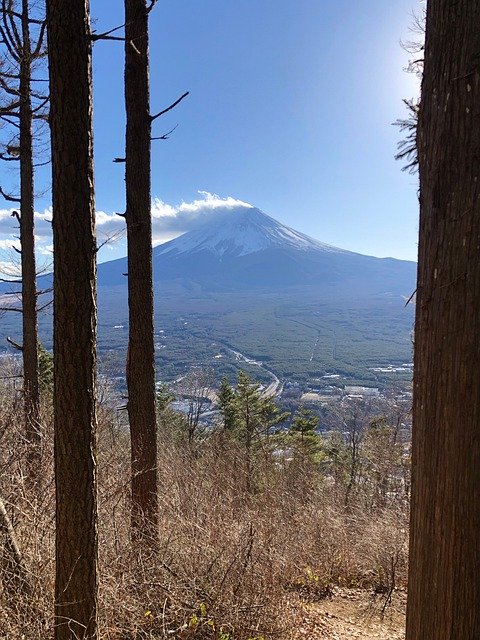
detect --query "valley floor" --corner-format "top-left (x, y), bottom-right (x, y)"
top-left (287, 589), bottom-right (406, 640)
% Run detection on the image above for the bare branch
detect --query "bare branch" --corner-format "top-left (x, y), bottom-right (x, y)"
top-left (0, 185), bottom-right (20, 202)
top-left (6, 336), bottom-right (23, 351)
top-left (37, 299), bottom-right (52, 313)
top-left (92, 34), bottom-right (124, 42)
top-left (33, 158), bottom-right (50, 167)
top-left (0, 116), bottom-right (20, 128)
top-left (113, 157), bottom-right (126, 163)
top-left (91, 22), bottom-right (126, 41)
top-left (5, 9), bottom-right (44, 25)
top-left (151, 124), bottom-right (179, 140)
top-left (31, 94), bottom-right (49, 113)
top-left (32, 20), bottom-right (47, 58)
top-left (36, 287), bottom-right (53, 296)
top-left (150, 91), bottom-right (189, 122)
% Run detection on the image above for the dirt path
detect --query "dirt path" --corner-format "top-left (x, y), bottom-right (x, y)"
top-left (287, 589), bottom-right (406, 640)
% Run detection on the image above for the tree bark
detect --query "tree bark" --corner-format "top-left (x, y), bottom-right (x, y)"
top-left (47, 0), bottom-right (98, 637)
top-left (124, 0), bottom-right (158, 542)
top-left (19, 0), bottom-right (40, 478)
top-left (406, 2), bottom-right (480, 638)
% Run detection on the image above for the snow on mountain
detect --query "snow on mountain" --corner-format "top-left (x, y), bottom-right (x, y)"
top-left (155, 206), bottom-right (346, 258)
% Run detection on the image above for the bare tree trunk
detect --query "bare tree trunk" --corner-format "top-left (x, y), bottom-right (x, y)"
top-left (124, 0), bottom-right (158, 542)
top-left (47, 0), bottom-right (98, 637)
top-left (406, 2), bottom-right (480, 638)
top-left (19, 0), bottom-right (40, 478)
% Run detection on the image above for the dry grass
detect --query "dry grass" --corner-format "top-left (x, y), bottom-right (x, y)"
top-left (0, 387), bottom-right (409, 639)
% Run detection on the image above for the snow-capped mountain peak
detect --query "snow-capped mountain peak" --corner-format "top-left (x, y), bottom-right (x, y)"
top-left (155, 206), bottom-right (343, 258)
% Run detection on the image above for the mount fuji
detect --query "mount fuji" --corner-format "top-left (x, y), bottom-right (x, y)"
top-left (93, 205), bottom-right (416, 385)
top-left (98, 205), bottom-right (415, 296)
top-left (1, 205), bottom-right (416, 385)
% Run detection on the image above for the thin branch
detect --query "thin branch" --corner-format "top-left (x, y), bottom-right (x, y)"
top-left (92, 34), bottom-right (124, 42)
top-left (31, 94), bottom-right (49, 113)
top-left (36, 287), bottom-right (53, 296)
top-left (0, 116), bottom-right (20, 128)
top-left (6, 336), bottom-right (23, 351)
top-left (404, 289), bottom-right (417, 306)
top-left (91, 22), bottom-right (126, 41)
top-left (0, 306), bottom-right (22, 312)
top-left (4, 9), bottom-right (44, 25)
top-left (150, 91), bottom-right (189, 122)
top-left (0, 186), bottom-right (20, 202)
top-left (37, 299), bottom-right (52, 313)
top-left (32, 20), bottom-right (47, 58)
top-left (33, 158), bottom-right (50, 167)
top-left (151, 124), bottom-right (179, 140)
top-left (113, 157), bottom-right (126, 163)
top-left (147, 0), bottom-right (158, 13)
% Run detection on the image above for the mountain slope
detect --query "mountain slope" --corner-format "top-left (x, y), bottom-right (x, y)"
top-left (98, 206), bottom-right (416, 296)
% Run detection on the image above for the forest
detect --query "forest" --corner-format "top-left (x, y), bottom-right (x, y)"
top-left (0, 1), bottom-right (479, 639)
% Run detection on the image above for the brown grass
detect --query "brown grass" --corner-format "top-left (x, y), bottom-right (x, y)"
top-left (0, 387), bottom-right (409, 639)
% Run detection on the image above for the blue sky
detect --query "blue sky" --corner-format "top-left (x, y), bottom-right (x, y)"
top-left (0, 0), bottom-right (421, 271)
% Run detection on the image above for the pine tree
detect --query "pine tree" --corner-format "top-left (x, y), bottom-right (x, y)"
top-left (217, 376), bottom-right (238, 433)
top-left (289, 406), bottom-right (321, 461)
top-left (234, 371), bottom-right (288, 490)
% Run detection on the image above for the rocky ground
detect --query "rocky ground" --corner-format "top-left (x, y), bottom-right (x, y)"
top-left (287, 588), bottom-right (406, 640)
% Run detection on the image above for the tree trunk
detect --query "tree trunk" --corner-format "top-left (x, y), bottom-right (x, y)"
top-left (20, 0), bottom-right (40, 478)
top-left (406, 2), bottom-right (480, 638)
top-left (47, 0), bottom-right (98, 637)
top-left (124, 0), bottom-right (158, 542)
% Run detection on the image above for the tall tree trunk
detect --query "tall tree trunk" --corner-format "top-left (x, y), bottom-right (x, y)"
top-left (124, 0), bottom-right (158, 541)
top-left (406, 2), bottom-right (480, 638)
top-left (19, 0), bottom-right (40, 478)
top-left (47, 0), bottom-right (98, 637)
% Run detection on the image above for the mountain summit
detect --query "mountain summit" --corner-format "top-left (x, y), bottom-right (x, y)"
top-left (156, 206), bottom-right (345, 259)
top-left (98, 204), bottom-right (415, 294)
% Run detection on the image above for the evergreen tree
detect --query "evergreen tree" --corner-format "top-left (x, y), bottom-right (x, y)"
top-left (289, 405), bottom-right (321, 462)
top-left (234, 371), bottom-right (288, 490)
top-left (217, 376), bottom-right (238, 433)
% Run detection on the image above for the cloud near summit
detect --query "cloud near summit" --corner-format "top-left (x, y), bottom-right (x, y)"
top-left (0, 193), bottom-right (253, 270)
top-left (94, 192), bottom-right (253, 246)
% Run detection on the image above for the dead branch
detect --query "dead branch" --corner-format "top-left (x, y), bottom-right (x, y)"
top-left (150, 91), bottom-right (189, 122)
top-left (0, 185), bottom-right (20, 202)
top-left (6, 336), bottom-right (22, 351)
top-left (151, 124), bottom-right (178, 140)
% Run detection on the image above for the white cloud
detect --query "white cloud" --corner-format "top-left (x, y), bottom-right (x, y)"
top-left (0, 238), bottom-right (21, 251)
top-left (0, 260), bottom-right (20, 277)
top-left (0, 192), bottom-right (254, 255)
top-left (82, 191), bottom-right (253, 247)
top-left (150, 192), bottom-right (252, 245)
